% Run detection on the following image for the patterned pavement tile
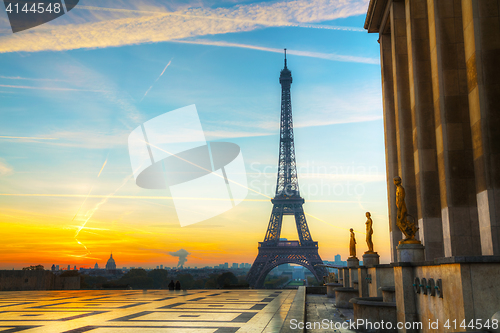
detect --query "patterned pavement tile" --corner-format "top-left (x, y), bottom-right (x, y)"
top-left (0, 290), bottom-right (297, 332)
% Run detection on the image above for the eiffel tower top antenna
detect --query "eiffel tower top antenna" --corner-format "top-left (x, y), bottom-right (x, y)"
top-left (276, 46), bottom-right (297, 198)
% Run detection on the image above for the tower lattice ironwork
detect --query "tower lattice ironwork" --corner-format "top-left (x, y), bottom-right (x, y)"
top-left (246, 50), bottom-right (327, 288)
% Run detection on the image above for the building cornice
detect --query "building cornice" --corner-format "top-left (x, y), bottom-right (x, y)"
top-left (364, 0), bottom-right (390, 33)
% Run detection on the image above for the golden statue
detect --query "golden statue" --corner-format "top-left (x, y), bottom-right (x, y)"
top-left (365, 212), bottom-right (374, 253)
top-left (349, 228), bottom-right (357, 257)
top-left (326, 272), bottom-right (337, 283)
top-left (393, 176), bottom-right (420, 244)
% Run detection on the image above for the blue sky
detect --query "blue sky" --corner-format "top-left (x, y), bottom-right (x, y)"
top-left (0, 0), bottom-right (390, 269)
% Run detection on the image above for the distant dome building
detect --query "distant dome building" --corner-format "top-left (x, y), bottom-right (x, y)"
top-left (105, 253), bottom-right (116, 271)
top-left (94, 262), bottom-right (98, 269)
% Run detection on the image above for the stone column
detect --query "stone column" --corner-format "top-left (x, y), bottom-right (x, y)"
top-left (347, 257), bottom-right (359, 288)
top-left (427, 0), bottom-right (481, 257)
top-left (462, 0), bottom-right (500, 255)
top-left (390, 0), bottom-right (419, 244)
top-left (380, 33), bottom-right (402, 262)
top-left (405, 0), bottom-right (444, 260)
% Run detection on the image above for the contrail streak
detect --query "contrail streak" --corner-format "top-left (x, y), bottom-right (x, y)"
top-left (71, 156), bottom-right (108, 225)
top-left (70, 185), bottom-right (94, 223)
top-left (75, 239), bottom-right (91, 257)
top-left (97, 154), bottom-right (108, 178)
top-left (73, 156), bottom-right (110, 257)
top-left (170, 40), bottom-right (379, 65)
top-left (74, 174), bottom-right (133, 238)
top-left (140, 60), bottom-right (172, 102)
top-left (295, 23), bottom-right (364, 32)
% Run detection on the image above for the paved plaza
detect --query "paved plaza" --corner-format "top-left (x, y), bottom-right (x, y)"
top-left (0, 289), bottom-right (299, 332)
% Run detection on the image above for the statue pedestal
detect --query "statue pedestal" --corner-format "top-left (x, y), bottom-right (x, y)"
top-left (362, 252), bottom-right (380, 266)
top-left (397, 243), bottom-right (425, 262)
top-left (347, 257), bottom-right (359, 268)
top-left (326, 282), bottom-right (343, 298)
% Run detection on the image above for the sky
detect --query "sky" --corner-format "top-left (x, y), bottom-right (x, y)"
top-left (0, 0), bottom-right (389, 270)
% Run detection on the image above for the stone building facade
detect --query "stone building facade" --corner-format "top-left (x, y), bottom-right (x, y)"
top-left (347, 1), bottom-right (500, 331)
top-left (365, 0), bottom-right (500, 262)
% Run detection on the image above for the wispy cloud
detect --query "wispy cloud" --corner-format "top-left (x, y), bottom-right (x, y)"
top-left (0, 135), bottom-right (58, 140)
top-left (203, 129), bottom-right (270, 140)
top-left (295, 114), bottom-right (382, 128)
top-left (0, 159), bottom-right (13, 176)
top-left (0, 75), bottom-right (72, 82)
top-left (0, 0), bottom-right (369, 53)
top-left (200, 83), bottom-right (383, 139)
top-left (50, 60), bottom-right (144, 125)
top-left (74, 4), bottom-right (365, 31)
top-left (0, 84), bottom-right (109, 92)
top-left (42, 129), bottom-right (128, 148)
top-left (0, 129), bottom-right (128, 148)
top-left (300, 173), bottom-right (385, 182)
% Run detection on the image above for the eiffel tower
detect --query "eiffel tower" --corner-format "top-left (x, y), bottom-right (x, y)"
top-left (246, 50), bottom-right (327, 289)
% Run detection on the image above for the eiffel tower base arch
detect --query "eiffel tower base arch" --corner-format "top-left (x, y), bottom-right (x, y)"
top-left (246, 243), bottom-right (328, 289)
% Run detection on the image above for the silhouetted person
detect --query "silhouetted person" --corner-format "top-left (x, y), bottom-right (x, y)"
top-left (175, 280), bottom-right (181, 290)
top-left (168, 280), bottom-right (175, 290)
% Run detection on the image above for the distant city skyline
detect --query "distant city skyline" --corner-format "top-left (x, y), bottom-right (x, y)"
top-left (0, 0), bottom-right (389, 270)
top-left (43, 253), bottom-right (348, 271)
